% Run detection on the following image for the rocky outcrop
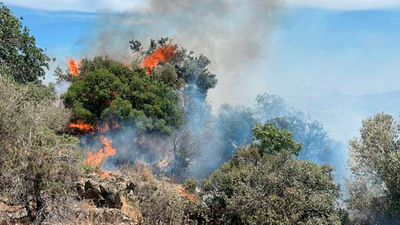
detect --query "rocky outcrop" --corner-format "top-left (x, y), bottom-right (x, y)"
top-left (77, 177), bottom-right (123, 209)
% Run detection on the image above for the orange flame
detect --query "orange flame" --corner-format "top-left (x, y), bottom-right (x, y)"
top-left (68, 58), bottom-right (80, 76)
top-left (100, 171), bottom-right (110, 178)
top-left (141, 44), bottom-right (177, 74)
top-left (176, 186), bottom-right (196, 202)
top-left (99, 120), bottom-right (120, 133)
top-left (69, 119), bottom-right (120, 134)
top-left (86, 136), bottom-right (117, 168)
top-left (69, 120), bottom-right (95, 133)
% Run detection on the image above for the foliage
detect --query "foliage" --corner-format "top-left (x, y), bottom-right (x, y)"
top-left (183, 178), bottom-right (197, 194)
top-left (202, 125), bottom-right (343, 225)
top-left (0, 75), bottom-right (69, 147)
top-left (0, 75), bottom-right (83, 224)
top-left (255, 93), bottom-right (336, 164)
top-left (347, 112), bottom-right (400, 224)
top-left (254, 94), bottom-right (301, 121)
top-left (130, 38), bottom-right (218, 97)
top-left (252, 123), bottom-right (302, 156)
top-left (268, 116), bottom-right (334, 163)
top-left (0, 3), bottom-right (51, 83)
top-left (61, 56), bottom-right (183, 134)
top-left (120, 166), bottom-right (202, 225)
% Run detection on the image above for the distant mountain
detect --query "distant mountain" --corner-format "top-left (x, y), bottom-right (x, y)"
top-left (285, 91), bottom-right (400, 141)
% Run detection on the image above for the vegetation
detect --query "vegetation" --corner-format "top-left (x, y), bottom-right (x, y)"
top-left (0, 3), bottom-right (51, 83)
top-left (61, 56), bottom-right (183, 134)
top-left (202, 124), bottom-right (343, 225)
top-left (4, 2), bottom-right (400, 224)
top-left (347, 112), bottom-right (400, 224)
top-left (0, 75), bottom-right (83, 224)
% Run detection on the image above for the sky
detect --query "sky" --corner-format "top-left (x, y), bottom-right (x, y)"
top-left (4, 0), bottom-right (400, 104)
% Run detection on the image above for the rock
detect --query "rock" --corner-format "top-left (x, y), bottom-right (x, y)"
top-left (126, 182), bottom-right (136, 193)
top-left (77, 179), bottom-right (122, 209)
top-left (85, 180), bottom-right (103, 203)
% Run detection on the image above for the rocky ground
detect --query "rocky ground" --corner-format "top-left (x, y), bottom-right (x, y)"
top-left (0, 167), bottom-right (196, 225)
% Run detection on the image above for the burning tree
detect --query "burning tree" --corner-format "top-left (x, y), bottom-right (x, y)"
top-left (59, 38), bottom-right (218, 179)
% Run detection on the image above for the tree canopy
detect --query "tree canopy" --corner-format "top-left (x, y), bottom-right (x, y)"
top-left (0, 3), bottom-right (51, 83)
top-left (347, 112), bottom-right (400, 224)
top-left (202, 123), bottom-right (344, 225)
top-left (61, 57), bottom-right (183, 134)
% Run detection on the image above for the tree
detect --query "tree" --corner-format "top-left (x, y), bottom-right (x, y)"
top-left (252, 123), bottom-right (302, 156)
top-left (268, 116), bottom-right (333, 163)
top-left (61, 56), bottom-right (183, 134)
top-left (0, 3), bottom-right (51, 83)
top-left (202, 123), bottom-right (344, 225)
top-left (347, 112), bottom-right (400, 224)
top-left (254, 93), bottom-right (335, 164)
top-left (254, 93), bottom-right (302, 121)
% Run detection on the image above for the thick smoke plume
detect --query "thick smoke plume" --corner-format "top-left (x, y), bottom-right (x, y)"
top-left (80, 0), bottom-right (279, 108)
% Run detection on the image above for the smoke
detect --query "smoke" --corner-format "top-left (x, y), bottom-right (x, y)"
top-left (54, 80), bottom-right (71, 96)
top-left (74, 0), bottom-right (351, 183)
top-left (79, 0), bottom-right (280, 108)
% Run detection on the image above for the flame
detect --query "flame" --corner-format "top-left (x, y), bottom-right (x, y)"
top-left (99, 120), bottom-right (120, 133)
top-left (68, 58), bottom-right (80, 76)
top-left (69, 119), bottom-right (120, 134)
top-left (86, 136), bottom-right (116, 168)
top-left (69, 120), bottom-right (95, 133)
top-left (141, 44), bottom-right (177, 74)
top-left (176, 186), bottom-right (196, 202)
top-left (100, 171), bottom-right (110, 178)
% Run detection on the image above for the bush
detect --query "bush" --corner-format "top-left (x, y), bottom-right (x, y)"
top-left (201, 123), bottom-right (343, 225)
top-left (0, 75), bottom-right (84, 224)
top-left (183, 178), bottom-right (197, 194)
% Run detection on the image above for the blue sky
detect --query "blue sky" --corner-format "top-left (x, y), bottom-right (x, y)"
top-left (5, 1), bottom-right (400, 101)
top-left (267, 7), bottom-right (400, 97)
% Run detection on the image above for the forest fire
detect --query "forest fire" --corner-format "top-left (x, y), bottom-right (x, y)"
top-left (176, 186), bottom-right (196, 202)
top-left (69, 120), bottom-right (95, 133)
top-left (69, 120), bottom-right (120, 134)
top-left (68, 58), bottom-right (80, 76)
top-left (86, 136), bottom-right (117, 168)
top-left (141, 44), bottom-right (177, 74)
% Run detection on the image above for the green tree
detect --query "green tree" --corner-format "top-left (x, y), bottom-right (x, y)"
top-left (347, 112), bottom-right (400, 224)
top-left (61, 56), bottom-right (183, 134)
top-left (202, 123), bottom-right (344, 225)
top-left (0, 3), bottom-right (51, 83)
top-left (252, 123), bottom-right (302, 156)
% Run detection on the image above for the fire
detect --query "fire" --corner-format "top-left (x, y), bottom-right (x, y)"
top-left (69, 119), bottom-right (120, 134)
top-left (141, 44), bottom-right (177, 74)
top-left (176, 186), bottom-right (196, 202)
top-left (69, 120), bottom-right (95, 133)
top-left (99, 120), bottom-right (121, 133)
top-left (86, 136), bottom-right (117, 168)
top-left (100, 171), bottom-right (110, 178)
top-left (68, 58), bottom-right (80, 76)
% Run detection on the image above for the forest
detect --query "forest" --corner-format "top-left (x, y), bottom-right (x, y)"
top-left (1, 3), bottom-right (399, 224)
